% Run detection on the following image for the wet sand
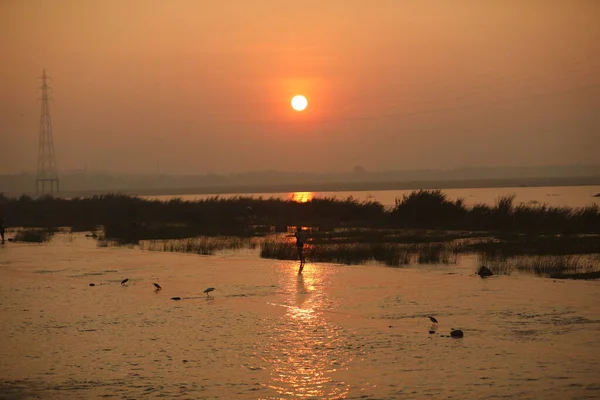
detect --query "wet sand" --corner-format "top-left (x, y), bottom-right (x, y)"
top-left (1, 234), bottom-right (599, 399)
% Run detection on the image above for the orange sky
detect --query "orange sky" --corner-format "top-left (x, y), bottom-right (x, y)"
top-left (1, 0), bottom-right (599, 174)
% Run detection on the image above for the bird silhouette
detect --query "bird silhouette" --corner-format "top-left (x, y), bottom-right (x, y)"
top-left (121, 278), bottom-right (129, 285)
top-left (153, 283), bottom-right (162, 290)
top-left (428, 316), bottom-right (438, 324)
top-left (204, 287), bottom-right (215, 296)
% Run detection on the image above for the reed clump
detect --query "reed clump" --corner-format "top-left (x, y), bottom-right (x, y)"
top-left (259, 238), bottom-right (455, 267)
top-left (479, 254), bottom-right (600, 279)
top-left (462, 234), bottom-right (600, 257)
top-left (140, 236), bottom-right (258, 255)
top-left (415, 243), bottom-right (458, 264)
top-left (13, 227), bottom-right (57, 243)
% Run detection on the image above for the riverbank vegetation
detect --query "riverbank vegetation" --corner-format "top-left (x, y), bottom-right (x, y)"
top-left (1, 191), bottom-right (599, 279)
top-left (12, 227), bottom-right (57, 243)
top-left (2, 190), bottom-right (599, 236)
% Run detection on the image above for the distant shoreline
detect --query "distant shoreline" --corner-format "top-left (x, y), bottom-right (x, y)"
top-left (41, 175), bottom-right (600, 198)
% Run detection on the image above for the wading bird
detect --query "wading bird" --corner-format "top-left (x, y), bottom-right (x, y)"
top-left (204, 287), bottom-right (215, 296)
top-left (121, 278), bottom-right (129, 285)
top-left (428, 316), bottom-right (438, 324)
top-left (153, 283), bottom-right (162, 290)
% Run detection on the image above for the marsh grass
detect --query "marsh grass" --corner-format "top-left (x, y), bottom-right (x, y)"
top-left (308, 228), bottom-right (485, 245)
top-left (462, 234), bottom-right (600, 256)
top-left (259, 240), bottom-right (298, 261)
top-left (259, 239), bottom-right (455, 266)
top-left (390, 190), bottom-right (600, 233)
top-left (140, 236), bottom-right (259, 256)
top-left (69, 225), bottom-right (102, 233)
top-left (372, 244), bottom-right (413, 267)
top-left (479, 254), bottom-right (600, 279)
top-left (96, 239), bottom-right (127, 248)
top-left (3, 191), bottom-right (599, 278)
top-left (3, 190), bottom-right (599, 237)
top-left (416, 243), bottom-right (458, 264)
top-left (13, 227), bottom-right (57, 243)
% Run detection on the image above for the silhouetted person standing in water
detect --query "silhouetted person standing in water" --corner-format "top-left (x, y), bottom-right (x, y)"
top-left (294, 225), bottom-right (306, 273)
top-left (0, 217), bottom-right (6, 243)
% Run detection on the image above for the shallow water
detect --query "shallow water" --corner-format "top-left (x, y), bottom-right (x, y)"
top-left (1, 234), bottom-right (600, 399)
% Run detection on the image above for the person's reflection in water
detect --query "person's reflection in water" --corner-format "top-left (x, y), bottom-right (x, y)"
top-left (296, 273), bottom-right (308, 307)
top-left (263, 267), bottom-right (351, 398)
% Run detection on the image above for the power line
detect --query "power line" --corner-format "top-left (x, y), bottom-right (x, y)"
top-left (194, 81), bottom-right (600, 125)
top-left (307, 82), bottom-right (600, 125)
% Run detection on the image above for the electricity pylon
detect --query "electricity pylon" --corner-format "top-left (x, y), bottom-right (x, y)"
top-left (36, 69), bottom-right (59, 195)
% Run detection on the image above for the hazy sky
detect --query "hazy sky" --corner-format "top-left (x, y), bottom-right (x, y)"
top-left (2, 0), bottom-right (599, 174)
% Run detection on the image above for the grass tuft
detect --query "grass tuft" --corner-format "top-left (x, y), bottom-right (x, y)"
top-left (13, 228), bottom-right (56, 243)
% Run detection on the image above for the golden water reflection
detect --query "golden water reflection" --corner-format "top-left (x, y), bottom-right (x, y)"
top-left (263, 266), bottom-right (351, 399)
top-left (290, 192), bottom-right (315, 203)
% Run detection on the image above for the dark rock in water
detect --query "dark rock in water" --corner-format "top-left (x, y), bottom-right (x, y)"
top-left (171, 297), bottom-right (181, 301)
top-left (450, 329), bottom-right (464, 338)
top-left (477, 265), bottom-right (493, 278)
top-left (89, 283), bottom-right (95, 287)
top-left (428, 330), bottom-right (436, 334)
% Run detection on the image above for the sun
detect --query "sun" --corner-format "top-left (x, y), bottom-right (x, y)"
top-left (291, 95), bottom-right (308, 111)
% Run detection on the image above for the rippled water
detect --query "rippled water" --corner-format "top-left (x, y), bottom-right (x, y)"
top-left (1, 234), bottom-right (600, 399)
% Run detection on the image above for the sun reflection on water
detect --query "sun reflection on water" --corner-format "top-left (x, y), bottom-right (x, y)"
top-left (290, 192), bottom-right (314, 203)
top-left (262, 265), bottom-right (351, 399)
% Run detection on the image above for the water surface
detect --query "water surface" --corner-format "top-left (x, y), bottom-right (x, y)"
top-left (1, 234), bottom-right (599, 399)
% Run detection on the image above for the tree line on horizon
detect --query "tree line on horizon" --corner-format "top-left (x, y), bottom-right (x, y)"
top-left (1, 190), bottom-right (599, 241)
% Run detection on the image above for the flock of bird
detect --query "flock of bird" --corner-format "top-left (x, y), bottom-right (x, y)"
top-left (88, 278), bottom-right (215, 300)
top-left (90, 280), bottom-right (463, 338)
